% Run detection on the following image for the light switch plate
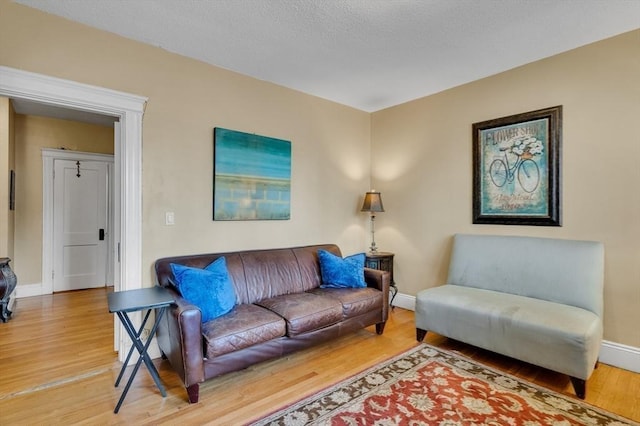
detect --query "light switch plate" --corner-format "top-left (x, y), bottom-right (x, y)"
top-left (165, 211), bottom-right (175, 225)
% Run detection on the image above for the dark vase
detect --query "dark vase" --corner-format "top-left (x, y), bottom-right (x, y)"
top-left (0, 257), bottom-right (17, 322)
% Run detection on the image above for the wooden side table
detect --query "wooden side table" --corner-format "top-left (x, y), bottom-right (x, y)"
top-left (108, 286), bottom-right (175, 413)
top-left (0, 258), bottom-right (17, 322)
top-left (365, 252), bottom-right (398, 307)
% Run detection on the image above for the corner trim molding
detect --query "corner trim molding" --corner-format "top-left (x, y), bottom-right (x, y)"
top-left (394, 292), bottom-right (640, 373)
top-left (0, 66), bottom-right (145, 115)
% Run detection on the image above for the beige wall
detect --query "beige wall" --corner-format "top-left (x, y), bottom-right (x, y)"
top-left (0, 2), bottom-right (372, 289)
top-left (1, 2), bottom-right (637, 347)
top-left (371, 30), bottom-right (640, 346)
top-left (0, 97), bottom-right (15, 258)
top-left (12, 114), bottom-right (114, 284)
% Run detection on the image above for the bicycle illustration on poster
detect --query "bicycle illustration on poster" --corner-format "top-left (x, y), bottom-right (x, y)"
top-left (472, 106), bottom-right (562, 226)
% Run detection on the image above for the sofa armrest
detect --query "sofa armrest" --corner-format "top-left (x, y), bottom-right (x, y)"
top-left (156, 286), bottom-right (205, 388)
top-left (364, 267), bottom-right (390, 318)
top-left (364, 267), bottom-right (389, 290)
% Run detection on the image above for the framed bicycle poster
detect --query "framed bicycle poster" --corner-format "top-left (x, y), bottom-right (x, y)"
top-left (472, 106), bottom-right (562, 226)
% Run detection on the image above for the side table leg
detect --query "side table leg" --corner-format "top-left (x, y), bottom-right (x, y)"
top-left (114, 343), bottom-right (146, 414)
top-left (137, 307), bottom-right (168, 396)
top-left (390, 284), bottom-right (398, 309)
top-left (114, 311), bottom-right (146, 413)
top-left (114, 309), bottom-right (152, 387)
top-left (113, 308), bottom-right (169, 413)
top-left (0, 301), bottom-right (10, 322)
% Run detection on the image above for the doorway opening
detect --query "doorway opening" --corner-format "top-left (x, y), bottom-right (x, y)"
top-left (0, 66), bottom-right (146, 360)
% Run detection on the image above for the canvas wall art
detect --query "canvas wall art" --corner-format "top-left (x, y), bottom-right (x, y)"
top-left (213, 127), bottom-right (291, 220)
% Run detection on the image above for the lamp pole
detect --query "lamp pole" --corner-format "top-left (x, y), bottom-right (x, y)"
top-left (369, 213), bottom-right (378, 253)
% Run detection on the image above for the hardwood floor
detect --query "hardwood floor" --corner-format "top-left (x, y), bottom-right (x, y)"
top-left (0, 287), bottom-right (638, 424)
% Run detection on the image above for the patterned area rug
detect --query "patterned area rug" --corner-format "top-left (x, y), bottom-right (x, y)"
top-left (251, 344), bottom-right (638, 426)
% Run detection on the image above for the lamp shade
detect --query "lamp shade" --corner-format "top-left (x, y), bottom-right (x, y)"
top-left (361, 191), bottom-right (384, 213)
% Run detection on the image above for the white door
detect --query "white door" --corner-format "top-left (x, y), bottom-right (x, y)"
top-left (53, 159), bottom-right (109, 291)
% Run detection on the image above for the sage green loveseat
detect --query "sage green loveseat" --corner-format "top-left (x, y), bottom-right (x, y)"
top-left (415, 234), bottom-right (604, 399)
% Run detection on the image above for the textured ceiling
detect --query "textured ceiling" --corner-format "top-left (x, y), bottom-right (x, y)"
top-left (13, 0), bottom-right (640, 112)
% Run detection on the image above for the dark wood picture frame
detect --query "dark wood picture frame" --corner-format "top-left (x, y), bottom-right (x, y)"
top-left (472, 106), bottom-right (562, 226)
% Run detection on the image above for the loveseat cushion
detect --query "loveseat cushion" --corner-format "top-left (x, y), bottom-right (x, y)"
top-left (255, 292), bottom-right (343, 336)
top-left (310, 287), bottom-right (383, 318)
top-left (416, 284), bottom-right (602, 380)
top-left (202, 304), bottom-right (286, 358)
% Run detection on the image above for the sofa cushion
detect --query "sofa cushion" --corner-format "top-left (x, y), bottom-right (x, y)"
top-left (310, 287), bottom-right (383, 319)
top-left (317, 249), bottom-right (366, 289)
top-left (170, 257), bottom-right (236, 322)
top-left (255, 292), bottom-right (343, 336)
top-left (202, 304), bottom-right (286, 358)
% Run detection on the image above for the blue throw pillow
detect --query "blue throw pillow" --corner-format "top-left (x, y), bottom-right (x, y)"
top-left (318, 249), bottom-right (367, 289)
top-left (170, 257), bottom-right (236, 322)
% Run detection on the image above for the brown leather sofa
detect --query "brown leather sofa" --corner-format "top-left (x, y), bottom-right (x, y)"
top-left (154, 244), bottom-right (390, 403)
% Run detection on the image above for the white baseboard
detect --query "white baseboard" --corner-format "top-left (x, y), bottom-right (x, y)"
top-left (392, 292), bottom-right (416, 311)
top-left (599, 340), bottom-right (640, 373)
top-left (393, 292), bottom-right (640, 373)
top-left (15, 283), bottom-right (45, 298)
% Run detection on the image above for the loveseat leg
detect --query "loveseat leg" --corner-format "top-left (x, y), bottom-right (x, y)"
top-left (416, 328), bottom-right (427, 342)
top-left (570, 377), bottom-right (586, 399)
top-left (187, 384), bottom-right (200, 403)
top-left (375, 322), bottom-right (386, 335)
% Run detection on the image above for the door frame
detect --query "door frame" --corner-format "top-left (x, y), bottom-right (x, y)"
top-left (43, 149), bottom-right (114, 294)
top-left (0, 66), bottom-right (147, 360)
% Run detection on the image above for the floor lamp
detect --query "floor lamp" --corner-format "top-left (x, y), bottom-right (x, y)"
top-left (361, 191), bottom-right (385, 253)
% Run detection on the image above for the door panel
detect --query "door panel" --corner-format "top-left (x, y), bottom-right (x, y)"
top-left (54, 159), bottom-right (108, 292)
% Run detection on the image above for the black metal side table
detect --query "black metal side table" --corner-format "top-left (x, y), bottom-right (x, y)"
top-left (108, 286), bottom-right (175, 413)
top-left (365, 252), bottom-right (398, 307)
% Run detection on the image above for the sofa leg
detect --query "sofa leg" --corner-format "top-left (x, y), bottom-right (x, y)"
top-left (416, 328), bottom-right (427, 342)
top-left (375, 322), bottom-right (386, 335)
top-left (187, 384), bottom-right (200, 403)
top-left (570, 377), bottom-right (586, 399)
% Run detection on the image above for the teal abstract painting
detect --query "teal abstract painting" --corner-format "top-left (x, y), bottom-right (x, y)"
top-left (214, 128), bottom-right (291, 220)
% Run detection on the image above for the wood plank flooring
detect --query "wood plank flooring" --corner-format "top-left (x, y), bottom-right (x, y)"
top-left (0, 287), bottom-right (638, 424)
